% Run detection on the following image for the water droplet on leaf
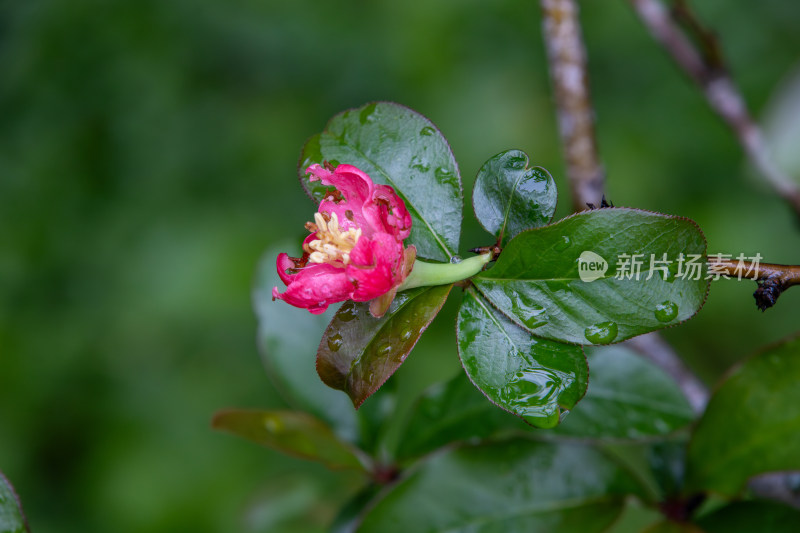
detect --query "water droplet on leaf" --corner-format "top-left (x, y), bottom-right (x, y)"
top-left (554, 236), bottom-right (571, 251)
top-left (327, 333), bottom-right (344, 352)
top-left (419, 126), bottom-right (435, 136)
top-left (400, 326), bottom-right (415, 341)
top-left (338, 306), bottom-right (358, 322)
top-left (410, 155), bottom-right (430, 173)
top-left (584, 321), bottom-right (618, 344)
top-left (376, 342), bottom-right (392, 357)
top-left (359, 103), bottom-right (377, 125)
top-left (654, 300), bottom-right (679, 322)
top-left (450, 255), bottom-right (462, 264)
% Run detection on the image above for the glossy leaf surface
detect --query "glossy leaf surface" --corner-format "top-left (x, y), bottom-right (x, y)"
top-left (686, 336), bottom-right (800, 495)
top-left (0, 473), bottom-right (28, 533)
top-left (552, 346), bottom-right (695, 439)
top-left (254, 247), bottom-right (359, 440)
top-left (396, 372), bottom-right (526, 460)
top-left (299, 102), bottom-right (462, 262)
top-left (457, 288), bottom-right (587, 428)
top-left (358, 439), bottom-right (643, 533)
top-left (212, 409), bottom-right (367, 470)
top-left (472, 149), bottom-right (557, 244)
top-left (694, 500), bottom-right (800, 533)
top-left (475, 208), bottom-right (708, 345)
top-left (318, 284), bottom-right (452, 408)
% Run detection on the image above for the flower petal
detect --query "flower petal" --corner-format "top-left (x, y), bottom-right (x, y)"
top-left (347, 233), bottom-right (405, 301)
top-left (272, 262), bottom-right (355, 314)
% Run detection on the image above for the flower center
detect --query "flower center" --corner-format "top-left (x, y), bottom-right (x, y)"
top-left (304, 212), bottom-right (361, 265)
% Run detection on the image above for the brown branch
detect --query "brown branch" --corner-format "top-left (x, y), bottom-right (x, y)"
top-left (540, 0), bottom-right (605, 211)
top-left (628, 0), bottom-right (800, 218)
top-left (540, 0), bottom-right (708, 415)
top-left (708, 257), bottom-right (800, 310)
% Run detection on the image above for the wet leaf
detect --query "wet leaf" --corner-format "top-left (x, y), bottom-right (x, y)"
top-left (254, 246), bottom-right (359, 441)
top-left (396, 372), bottom-right (526, 460)
top-left (317, 284), bottom-right (452, 408)
top-left (457, 288), bottom-right (588, 429)
top-left (299, 102), bottom-right (462, 262)
top-left (358, 439), bottom-right (644, 533)
top-left (552, 346), bottom-right (695, 439)
top-left (475, 208), bottom-right (708, 345)
top-left (212, 409), bottom-right (367, 470)
top-left (694, 500), bottom-right (800, 533)
top-left (0, 472), bottom-right (29, 533)
top-left (472, 149), bottom-right (557, 244)
top-left (685, 336), bottom-right (800, 495)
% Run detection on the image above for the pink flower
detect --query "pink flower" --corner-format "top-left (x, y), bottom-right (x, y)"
top-left (272, 163), bottom-right (415, 316)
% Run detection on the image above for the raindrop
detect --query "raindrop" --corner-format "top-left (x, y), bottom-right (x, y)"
top-left (359, 103), bottom-right (377, 125)
top-left (327, 333), bottom-right (344, 352)
top-left (584, 321), bottom-right (618, 344)
top-left (497, 367), bottom-right (573, 418)
top-left (410, 155), bottom-right (430, 173)
top-left (554, 236), bottom-right (571, 252)
top-left (376, 342), bottom-right (392, 357)
top-left (450, 255), bottom-right (462, 264)
top-left (400, 326), bottom-right (415, 341)
top-left (434, 167), bottom-right (454, 181)
top-left (654, 300), bottom-right (679, 323)
top-left (338, 306), bottom-right (358, 322)
top-left (419, 126), bottom-right (435, 136)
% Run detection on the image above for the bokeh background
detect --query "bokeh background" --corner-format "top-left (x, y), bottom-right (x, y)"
top-left (1, 1), bottom-right (799, 531)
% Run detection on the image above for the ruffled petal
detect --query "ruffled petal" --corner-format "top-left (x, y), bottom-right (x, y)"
top-left (347, 233), bottom-right (405, 301)
top-left (272, 262), bottom-right (355, 314)
top-left (306, 164), bottom-right (373, 207)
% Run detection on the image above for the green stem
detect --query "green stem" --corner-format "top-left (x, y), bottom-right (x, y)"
top-left (398, 253), bottom-right (492, 291)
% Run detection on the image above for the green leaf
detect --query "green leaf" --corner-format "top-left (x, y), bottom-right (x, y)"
top-left (694, 500), bottom-right (800, 533)
top-left (472, 149), bottom-right (557, 244)
top-left (551, 346), bottom-right (695, 439)
top-left (641, 522), bottom-right (703, 533)
top-left (254, 246), bottom-right (359, 441)
top-left (685, 335), bottom-right (800, 495)
top-left (358, 439), bottom-right (643, 533)
top-left (318, 284), bottom-right (452, 408)
top-left (396, 372), bottom-right (527, 460)
top-left (0, 472), bottom-right (29, 533)
top-left (475, 208), bottom-right (708, 345)
top-left (299, 102), bottom-right (462, 262)
top-left (457, 288), bottom-right (588, 429)
top-left (212, 409), bottom-right (368, 470)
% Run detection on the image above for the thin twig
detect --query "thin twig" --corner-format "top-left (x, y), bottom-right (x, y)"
top-left (708, 257), bottom-right (800, 310)
top-left (628, 0), bottom-right (800, 218)
top-left (540, 0), bottom-right (605, 211)
top-left (540, 0), bottom-right (709, 414)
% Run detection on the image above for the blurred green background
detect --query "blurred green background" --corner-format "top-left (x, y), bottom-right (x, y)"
top-left (1, 0), bottom-right (799, 531)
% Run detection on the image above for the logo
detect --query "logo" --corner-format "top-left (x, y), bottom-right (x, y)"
top-left (578, 251), bottom-right (608, 282)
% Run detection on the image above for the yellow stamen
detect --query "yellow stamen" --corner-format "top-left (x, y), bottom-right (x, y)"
top-left (304, 212), bottom-right (361, 265)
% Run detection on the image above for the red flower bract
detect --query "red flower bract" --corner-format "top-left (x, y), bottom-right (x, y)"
top-left (272, 163), bottom-right (415, 316)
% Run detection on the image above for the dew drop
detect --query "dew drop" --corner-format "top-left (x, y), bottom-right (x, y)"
top-left (554, 236), bottom-right (571, 252)
top-left (497, 367), bottom-right (572, 418)
top-left (510, 293), bottom-right (548, 329)
top-left (327, 333), bottom-right (344, 352)
top-left (654, 300), bottom-right (679, 322)
top-left (584, 321), bottom-right (618, 344)
top-left (419, 126), bottom-right (435, 136)
top-left (376, 342), bottom-right (392, 357)
top-left (338, 306), bottom-right (358, 322)
top-left (359, 103), bottom-right (377, 125)
top-left (410, 155), bottom-right (430, 173)
top-left (450, 255), bottom-right (462, 264)
top-left (434, 166), bottom-right (454, 181)
top-left (400, 326), bottom-right (415, 341)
